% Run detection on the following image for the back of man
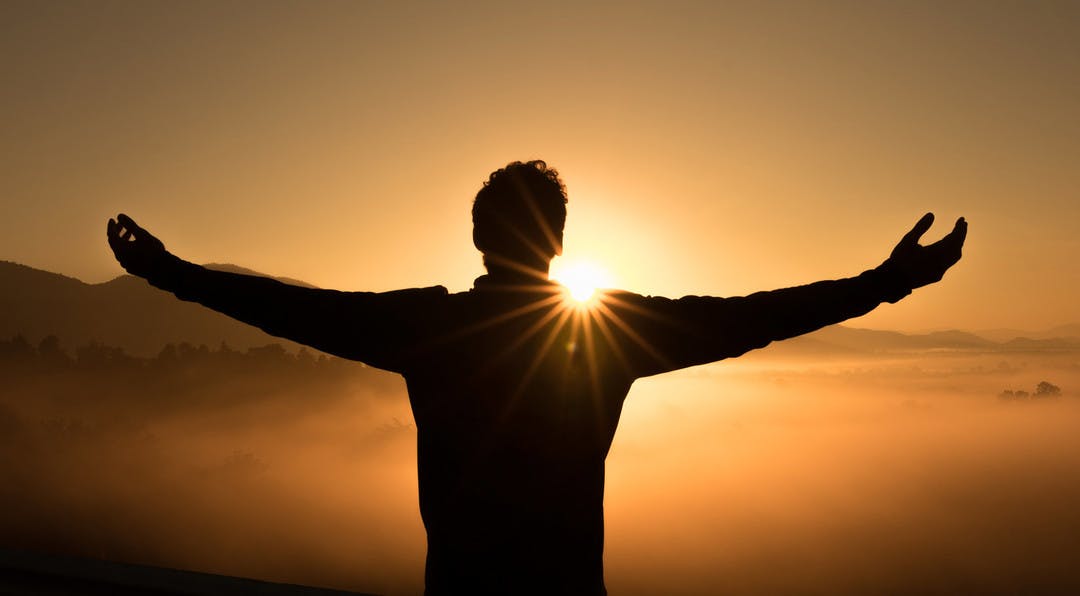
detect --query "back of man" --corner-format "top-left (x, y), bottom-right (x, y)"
top-left (400, 278), bottom-right (631, 595)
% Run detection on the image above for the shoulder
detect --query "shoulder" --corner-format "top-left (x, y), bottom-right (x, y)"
top-left (376, 285), bottom-right (450, 299)
top-left (598, 289), bottom-right (732, 328)
top-left (599, 288), bottom-right (681, 312)
top-left (364, 285), bottom-right (450, 313)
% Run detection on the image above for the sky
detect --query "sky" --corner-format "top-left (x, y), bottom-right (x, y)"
top-left (2, 0), bottom-right (1078, 332)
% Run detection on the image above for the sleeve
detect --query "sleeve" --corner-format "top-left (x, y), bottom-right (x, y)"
top-left (144, 255), bottom-right (447, 373)
top-left (594, 263), bottom-right (913, 379)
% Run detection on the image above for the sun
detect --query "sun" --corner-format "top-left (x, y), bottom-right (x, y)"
top-left (550, 259), bottom-right (614, 305)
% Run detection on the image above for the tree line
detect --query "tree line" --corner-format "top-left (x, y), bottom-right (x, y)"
top-left (1, 333), bottom-right (345, 371)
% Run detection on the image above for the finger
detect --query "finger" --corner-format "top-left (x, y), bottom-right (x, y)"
top-left (944, 217), bottom-right (967, 260)
top-left (950, 217), bottom-right (968, 245)
top-left (117, 213), bottom-right (142, 236)
top-left (116, 213), bottom-right (163, 248)
top-left (899, 212), bottom-right (935, 247)
top-left (107, 230), bottom-right (120, 251)
top-left (107, 218), bottom-right (124, 245)
top-left (107, 227), bottom-right (128, 254)
top-left (927, 217), bottom-right (967, 266)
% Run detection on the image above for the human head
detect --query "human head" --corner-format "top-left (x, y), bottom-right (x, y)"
top-left (472, 160), bottom-right (567, 277)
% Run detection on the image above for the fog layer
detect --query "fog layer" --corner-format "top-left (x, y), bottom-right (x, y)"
top-left (2, 342), bottom-right (1078, 595)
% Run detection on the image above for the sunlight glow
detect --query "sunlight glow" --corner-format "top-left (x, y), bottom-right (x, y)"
top-left (550, 259), bottom-right (614, 305)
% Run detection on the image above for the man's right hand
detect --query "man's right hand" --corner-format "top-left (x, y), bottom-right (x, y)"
top-left (107, 213), bottom-right (173, 280)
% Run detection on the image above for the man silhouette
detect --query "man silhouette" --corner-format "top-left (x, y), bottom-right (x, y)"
top-left (107, 160), bottom-right (966, 596)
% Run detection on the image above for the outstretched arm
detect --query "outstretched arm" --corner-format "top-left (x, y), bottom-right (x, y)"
top-left (106, 214), bottom-right (442, 370)
top-left (600, 213), bottom-right (967, 377)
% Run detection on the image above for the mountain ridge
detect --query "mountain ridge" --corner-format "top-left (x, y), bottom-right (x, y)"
top-left (0, 260), bottom-right (308, 356)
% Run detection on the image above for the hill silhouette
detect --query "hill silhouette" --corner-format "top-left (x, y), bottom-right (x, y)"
top-left (977, 323), bottom-right (1080, 343)
top-left (0, 548), bottom-right (377, 596)
top-left (0, 261), bottom-right (309, 356)
top-left (770, 325), bottom-right (997, 355)
top-left (760, 325), bottom-right (1080, 357)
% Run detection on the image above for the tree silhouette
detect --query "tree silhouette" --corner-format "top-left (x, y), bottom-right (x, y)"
top-left (1035, 381), bottom-right (1061, 397)
top-left (37, 335), bottom-right (72, 370)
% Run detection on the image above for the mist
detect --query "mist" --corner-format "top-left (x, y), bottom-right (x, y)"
top-left (2, 340), bottom-right (1079, 595)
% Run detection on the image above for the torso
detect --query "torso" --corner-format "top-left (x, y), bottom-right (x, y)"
top-left (401, 281), bottom-right (632, 595)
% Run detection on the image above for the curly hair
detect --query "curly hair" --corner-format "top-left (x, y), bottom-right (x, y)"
top-left (472, 160), bottom-right (568, 263)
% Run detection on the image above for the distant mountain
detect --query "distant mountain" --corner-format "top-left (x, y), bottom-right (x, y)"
top-left (975, 323), bottom-right (1080, 343)
top-left (773, 324), bottom-right (1078, 356)
top-left (0, 547), bottom-right (376, 596)
top-left (1046, 323), bottom-right (1080, 338)
top-left (0, 261), bottom-right (311, 357)
top-left (1002, 336), bottom-right (1080, 351)
top-left (767, 325), bottom-right (997, 356)
top-left (2, 260), bottom-right (1078, 358)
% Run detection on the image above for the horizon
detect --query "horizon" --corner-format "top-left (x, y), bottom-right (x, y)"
top-left (4, 257), bottom-right (1079, 339)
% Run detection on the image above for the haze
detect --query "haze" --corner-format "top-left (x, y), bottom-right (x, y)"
top-left (3, 1), bottom-right (1079, 331)
top-left (4, 341), bottom-right (1080, 595)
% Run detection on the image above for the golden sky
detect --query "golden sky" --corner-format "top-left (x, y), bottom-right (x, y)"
top-left (2, 1), bottom-right (1077, 332)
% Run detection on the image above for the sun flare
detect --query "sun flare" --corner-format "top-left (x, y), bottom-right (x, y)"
top-left (550, 259), bottom-right (614, 305)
